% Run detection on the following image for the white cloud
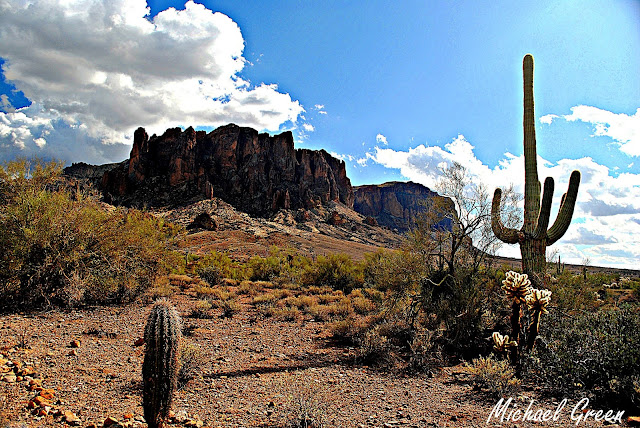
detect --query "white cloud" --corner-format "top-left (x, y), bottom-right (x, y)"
top-left (314, 104), bottom-right (325, 110)
top-left (376, 133), bottom-right (388, 146)
top-left (329, 151), bottom-right (354, 163)
top-left (0, 0), bottom-right (304, 163)
top-left (303, 123), bottom-right (315, 132)
top-left (368, 134), bottom-right (640, 269)
top-left (539, 114), bottom-right (558, 125)
top-left (541, 106), bottom-right (640, 156)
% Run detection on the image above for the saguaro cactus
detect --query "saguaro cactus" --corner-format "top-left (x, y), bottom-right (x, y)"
top-left (492, 54), bottom-right (580, 285)
top-left (143, 299), bottom-right (182, 428)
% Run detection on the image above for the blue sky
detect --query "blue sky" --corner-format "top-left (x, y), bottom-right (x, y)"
top-left (0, 0), bottom-right (638, 268)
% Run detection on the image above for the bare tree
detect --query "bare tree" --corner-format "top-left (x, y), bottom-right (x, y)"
top-left (410, 162), bottom-right (521, 275)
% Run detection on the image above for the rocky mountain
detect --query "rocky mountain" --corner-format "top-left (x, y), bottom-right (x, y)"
top-left (64, 125), bottom-right (454, 237)
top-left (354, 181), bottom-right (454, 232)
top-left (66, 124), bottom-right (353, 216)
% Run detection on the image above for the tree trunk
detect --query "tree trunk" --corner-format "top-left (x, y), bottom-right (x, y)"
top-left (520, 237), bottom-right (546, 287)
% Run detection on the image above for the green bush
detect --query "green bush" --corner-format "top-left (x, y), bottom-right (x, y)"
top-left (195, 251), bottom-right (247, 282)
top-left (0, 159), bottom-right (181, 310)
top-left (303, 253), bottom-right (364, 292)
top-left (527, 306), bottom-right (640, 413)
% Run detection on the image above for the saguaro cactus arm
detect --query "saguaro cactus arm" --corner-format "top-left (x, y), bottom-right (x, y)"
top-left (547, 170), bottom-right (581, 245)
top-left (533, 177), bottom-right (554, 240)
top-left (491, 188), bottom-right (519, 244)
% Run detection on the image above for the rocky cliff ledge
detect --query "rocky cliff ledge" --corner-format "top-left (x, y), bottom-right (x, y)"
top-left (353, 181), bottom-right (454, 232)
top-left (85, 124), bottom-right (353, 216)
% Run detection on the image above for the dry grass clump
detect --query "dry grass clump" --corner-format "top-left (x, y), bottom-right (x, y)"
top-left (274, 372), bottom-right (330, 428)
top-left (178, 341), bottom-right (205, 386)
top-left (168, 274), bottom-right (199, 289)
top-left (146, 276), bottom-right (179, 300)
top-left (466, 356), bottom-right (521, 398)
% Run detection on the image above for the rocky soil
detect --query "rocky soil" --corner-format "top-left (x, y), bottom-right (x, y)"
top-left (1, 284), bottom-right (630, 428)
top-left (158, 198), bottom-right (404, 260)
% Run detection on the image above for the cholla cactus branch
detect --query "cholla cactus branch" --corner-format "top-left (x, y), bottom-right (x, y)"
top-left (492, 332), bottom-right (518, 353)
top-left (525, 288), bottom-right (552, 350)
top-left (501, 271), bottom-right (533, 303)
top-left (525, 288), bottom-right (552, 314)
top-left (143, 299), bottom-right (182, 428)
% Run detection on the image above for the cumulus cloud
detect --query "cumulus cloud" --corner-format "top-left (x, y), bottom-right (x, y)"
top-left (0, 0), bottom-right (304, 163)
top-left (376, 134), bottom-right (388, 146)
top-left (368, 133), bottom-right (640, 268)
top-left (541, 106), bottom-right (640, 156)
top-left (303, 123), bottom-right (315, 132)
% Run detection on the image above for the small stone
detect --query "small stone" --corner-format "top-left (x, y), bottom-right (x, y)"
top-left (122, 412), bottom-right (133, 419)
top-left (69, 349), bottom-right (78, 356)
top-left (63, 410), bottom-right (81, 426)
top-left (133, 337), bottom-right (144, 347)
top-left (20, 366), bottom-right (36, 376)
top-left (70, 340), bottom-right (81, 348)
top-left (33, 395), bottom-right (50, 407)
top-left (2, 374), bottom-right (17, 383)
top-left (103, 416), bottom-right (120, 427)
top-left (39, 388), bottom-right (55, 400)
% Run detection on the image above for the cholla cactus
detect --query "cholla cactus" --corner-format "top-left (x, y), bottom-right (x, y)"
top-left (525, 288), bottom-right (552, 350)
top-left (501, 271), bottom-right (532, 367)
top-left (525, 288), bottom-right (552, 314)
top-left (502, 271), bottom-right (533, 303)
top-left (143, 299), bottom-right (182, 428)
top-left (492, 332), bottom-right (518, 353)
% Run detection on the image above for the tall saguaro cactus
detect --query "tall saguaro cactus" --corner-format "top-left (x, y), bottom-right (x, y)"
top-left (492, 54), bottom-right (580, 284)
top-left (143, 299), bottom-right (182, 428)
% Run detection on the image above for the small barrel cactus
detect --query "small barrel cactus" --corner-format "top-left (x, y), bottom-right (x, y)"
top-left (142, 299), bottom-right (182, 428)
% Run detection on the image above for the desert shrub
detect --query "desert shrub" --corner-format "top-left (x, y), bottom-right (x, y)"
top-left (0, 159), bottom-right (181, 310)
top-left (303, 253), bottom-right (364, 292)
top-left (357, 325), bottom-right (393, 365)
top-left (215, 299), bottom-right (242, 318)
top-left (547, 271), bottom-right (605, 312)
top-left (362, 249), bottom-right (424, 292)
top-left (248, 254), bottom-right (283, 281)
top-left (146, 277), bottom-right (178, 300)
top-left (527, 306), bottom-right (640, 413)
top-left (195, 251), bottom-right (247, 282)
top-left (253, 293), bottom-right (277, 307)
top-left (189, 299), bottom-right (214, 319)
top-left (328, 316), bottom-right (370, 345)
top-left (178, 341), bottom-right (204, 386)
top-left (197, 266), bottom-right (223, 286)
top-left (278, 374), bottom-right (329, 428)
top-left (466, 355), bottom-right (521, 398)
top-left (237, 280), bottom-right (263, 296)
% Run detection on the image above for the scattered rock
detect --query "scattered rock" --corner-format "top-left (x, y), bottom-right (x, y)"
top-left (103, 416), bottom-right (120, 427)
top-left (2, 374), bottom-right (17, 383)
top-left (327, 210), bottom-right (347, 225)
top-left (63, 410), bottom-right (81, 426)
top-left (70, 340), bottom-right (81, 348)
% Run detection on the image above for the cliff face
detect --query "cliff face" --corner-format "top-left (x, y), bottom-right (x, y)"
top-left (97, 124), bottom-right (353, 216)
top-left (353, 181), bottom-right (454, 232)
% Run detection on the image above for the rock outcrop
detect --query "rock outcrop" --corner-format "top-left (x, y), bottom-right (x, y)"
top-left (89, 124), bottom-right (353, 216)
top-left (353, 181), bottom-right (454, 232)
